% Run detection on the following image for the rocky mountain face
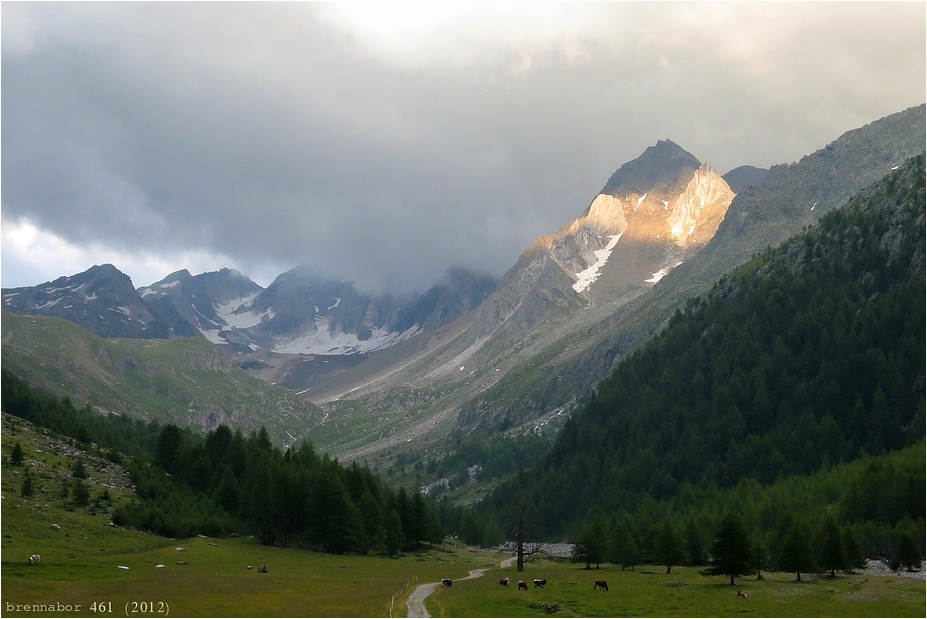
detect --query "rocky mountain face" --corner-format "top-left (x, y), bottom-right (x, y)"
top-left (2, 264), bottom-right (197, 339)
top-left (137, 268), bottom-right (264, 349)
top-left (458, 140), bottom-right (734, 347)
top-left (211, 265), bottom-right (496, 357)
top-left (722, 165), bottom-right (770, 193)
top-left (3, 261), bottom-right (496, 360)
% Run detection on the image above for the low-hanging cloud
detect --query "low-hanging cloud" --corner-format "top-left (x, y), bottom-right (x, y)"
top-left (2, 2), bottom-right (924, 292)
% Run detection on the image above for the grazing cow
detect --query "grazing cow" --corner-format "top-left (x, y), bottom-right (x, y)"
top-left (499, 577), bottom-right (510, 587)
top-left (737, 590), bottom-right (748, 598)
top-left (593, 579), bottom-right (608, 591)
top-left (441, 579), bottom-right (453, 587)
top-left (533, 579), bottom-right (546, 588)
top-left (28, 554), bottom-right (41, 565)
top-left (258, 564), bottom-right (268, 573)
top-left (517, 581), bottom-right (529, 591)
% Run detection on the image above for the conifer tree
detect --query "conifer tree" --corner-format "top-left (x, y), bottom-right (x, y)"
top-left (71, 479), bottom-right (90, 506)
top-left (573, 509), bottom-right (609, 569)
top-left (778, 522), bottom-right (815, 581)
top-left (10, 441), bottom-right (24, 466)
top-left (72, 458), bottom-right (87, 479)
top-left (609, 514), bottom-right (640, 571)
top-left (20, 473), bottom-right (33, 497)
top-left (155, 424), bottom-right (184, 474)
top-left (750, 540), bottom-right (771, 580)
top-left (384, 509), bottom-right (404, 555)
top-left (704, 513), bottom-right (752, 586)
top-left (653, 520), bottom-right (686, 574)
top-left (818, 517), bottom-right (848, 577)
top-left (890, 532), bottom-right (922, 572)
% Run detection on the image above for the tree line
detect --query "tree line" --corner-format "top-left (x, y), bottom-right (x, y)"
top-left (2, 368), bottom-right (459, 555)
top-left (570, 442), bottom-right (924, 580)
top-left (116, 423), bottom-right (445, 554)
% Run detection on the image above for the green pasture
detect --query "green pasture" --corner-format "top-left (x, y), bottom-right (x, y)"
top-left (428, 560), bottom-right (926, 617)
top-left (2, 534), bottom-right (499, 618)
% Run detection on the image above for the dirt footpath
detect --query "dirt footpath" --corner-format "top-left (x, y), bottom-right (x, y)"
top-left (406, 557), bottom-right (515, 618)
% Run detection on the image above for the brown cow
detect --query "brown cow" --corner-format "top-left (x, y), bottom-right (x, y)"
top-left (737, 590), bottom-right (748, 598)
top-left (499, 577), bottom-right (510, 587)
top-left (533, 579), bottom-right (546, 588)
top-left (517, 580), bottom-right (529, 591)
top-left (441, 578), bottom-right (453, 587)
top-left (593, 579), bottom-right (608, 591)
top-left (28, 554), bottom-right (40, 565)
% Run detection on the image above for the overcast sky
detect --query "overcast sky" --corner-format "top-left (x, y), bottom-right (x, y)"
top-left (2, 2), bottom-right (924, 293)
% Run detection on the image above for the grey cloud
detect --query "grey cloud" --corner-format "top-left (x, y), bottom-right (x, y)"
top-left (2, 2), bottom-right (924, 292)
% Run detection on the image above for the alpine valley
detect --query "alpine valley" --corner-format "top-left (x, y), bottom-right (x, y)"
top-left (3, 104), bottom-right (924, 493)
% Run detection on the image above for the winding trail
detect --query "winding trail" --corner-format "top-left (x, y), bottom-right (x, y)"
top-left (406, 556), bottom-right (516, 618)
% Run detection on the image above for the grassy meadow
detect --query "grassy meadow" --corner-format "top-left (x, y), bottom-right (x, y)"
top-left (428, 559), bottom-right (925, 617)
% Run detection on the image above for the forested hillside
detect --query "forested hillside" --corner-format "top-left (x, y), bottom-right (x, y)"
top-left (1, 369), bottom-right (456, 556)
top-left (481, 154), bottom-right (925, 561)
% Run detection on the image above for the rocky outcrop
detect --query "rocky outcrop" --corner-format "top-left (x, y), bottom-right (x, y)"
top-left (464, 142), bottom-right (734, 344)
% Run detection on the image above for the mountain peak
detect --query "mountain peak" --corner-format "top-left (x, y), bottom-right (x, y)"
top-left (600, 140), bottom-right (702, 198)
top-left (164, 269), bottom-right (193, 282)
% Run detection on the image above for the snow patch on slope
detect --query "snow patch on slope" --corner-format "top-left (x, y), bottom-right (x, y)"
top-left (272, 322), bottom-right (421, 355)
top-left (200, 329), bottom-right (226, 345)
top-left (573, 233), bottom-right (623, 293)
top-left (213, 293), bottom-right (269, 329)
top-left (645, 261), bottom-right (683, 284)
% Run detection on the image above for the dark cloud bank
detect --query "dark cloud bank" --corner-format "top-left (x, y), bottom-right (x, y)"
top-left (2, 2), bottom-right (924, 292)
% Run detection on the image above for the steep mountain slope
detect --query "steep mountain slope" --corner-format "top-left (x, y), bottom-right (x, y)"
top-left (0, 311), bottom-right (322, 445)
top-left (482, 153), bottom-right (925, 536)
top-left (137, 267), bottom-right (264, 352)
top-left (466, 140), bottom-right (733, 341)
top-left (2, 264), bottom-right (197, 339)
top-left (304, 141), bottom-right (732, 397)
top-left (297, 105), bottom-right (925, 465)
top-left (225, 265), bottom-right (495, 357)
top-left (469, 104), bottom-right (926, 434)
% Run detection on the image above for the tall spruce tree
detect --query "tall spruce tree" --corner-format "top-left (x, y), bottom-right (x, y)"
top-left (573, 508), bottom-right (609, 569)
top-left (704, 513), bottom-right (752, 586)
top-left (778, 522), bottom-right (816, 581)
top-left (609, 514), bottom-right (640, 571)
top-left (818, 517), bottom-right (849, 577)
top-left (653, 520), bottom-right (686, 574)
